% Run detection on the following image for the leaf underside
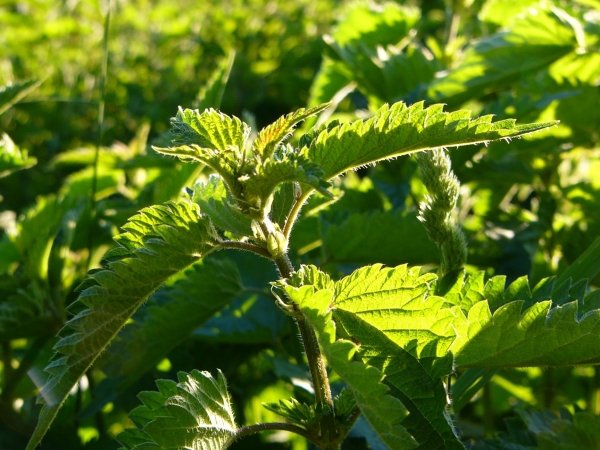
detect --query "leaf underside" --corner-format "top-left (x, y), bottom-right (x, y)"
top-left (80, 256), bottom-right (244, 419)
top-left (117, 370), bottom-right (237, 450)
top-left (330, 265), bottom-right (461, 449)
top-left (25, 201), bottom-right (219, 450)
top-left (451, 276), bottom-right (600, 368)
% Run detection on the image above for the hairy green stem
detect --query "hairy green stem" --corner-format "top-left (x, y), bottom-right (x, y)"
top-left (232, 215), bottom-right (338, 446)
top-left (224, 422), bottom-right (321, 448)
top-left (273, 252), bottom-right (295, 278)
top-left (271, 250), bottom-right (337, 444)
top-left (296, 319), bottom-right (333, 408)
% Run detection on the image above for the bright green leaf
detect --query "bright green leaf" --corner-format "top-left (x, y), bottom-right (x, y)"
top-left (283, 272), bottom-right (419, 449)
top-left (253, 103), bottom-right (330, 161)
top-left (330, 2), bottom-right (420, 48)
top-left (304, 101), bottom-right (557, 183)
top-left (153, 108), bottom-right (251, 194)
top-left (193, 175), bottom-right (253, 237)
top-left (0, 133), bottom-right (37, 178)
top-left (426, 7), bottom-right (576, 106)
top-left (80, 255), bottom-right (244, 418)
top-left (117, 370), bottom-right (237, 449)
top-left (451, 275), bottom-right (600, 368)
top-left (241, 145), bottom-right (332, 215)
top-left (327, 41), bottom-right (437, 103)
top-left (330, 264), bottom-right (462, 449)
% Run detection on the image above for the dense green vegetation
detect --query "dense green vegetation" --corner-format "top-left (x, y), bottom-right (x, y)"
top-left (1, 0), bottom-right (600, 449)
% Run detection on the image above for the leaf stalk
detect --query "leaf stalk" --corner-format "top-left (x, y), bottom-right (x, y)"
top-left (283, 190), bottom-right (312, 239)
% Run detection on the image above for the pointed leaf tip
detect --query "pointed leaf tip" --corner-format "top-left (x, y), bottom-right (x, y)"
top-left (305, 101), bottom-right (559, 182)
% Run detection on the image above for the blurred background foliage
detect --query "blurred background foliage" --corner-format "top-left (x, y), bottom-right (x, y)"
top-left (2, 0), bottom-right (600, 448)
top-left (0, 0), bottom-right (344, 210)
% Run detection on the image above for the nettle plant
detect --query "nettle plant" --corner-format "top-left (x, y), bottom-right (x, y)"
top-left (26, 100), bottom-right (600, 450)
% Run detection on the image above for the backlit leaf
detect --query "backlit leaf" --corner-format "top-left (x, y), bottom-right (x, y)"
top-left (304, 101), bottom-right (557, 183)
top-left (25, 201), bottom-right (221, 450)
top-left (117, 370), bottom-right (237, 449)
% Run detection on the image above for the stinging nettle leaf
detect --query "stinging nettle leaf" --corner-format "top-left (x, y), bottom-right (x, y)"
top-left (426, 6), bottom-right (577, 106)
top-left (263, 397), bottom-right (331, 433)
top-left (451, 295), bottom-right (600, 368)
top-left (117, 369), bottom-right (237, 449)
top-left (326, 40), bottom-right (437, 103)
top-left (330, 264), bottom-right (462, 449)
top-left (169, 107), bottom-right (249, 153)
top-left (270, 181), bottom-right (300, 229)
top-left (431, 271), bottom-right (600, 369)
top-left (25, 201), bottom-right (221, 450)
top-left (80, 255), bottom-right (245, 418)
top-left (8, 194), bottom-right (67, 282)
top-left (240, 145), bottom-right (332, 216)
top-left (253, 102), bottom-right (330, 161)
top-left (476, 408), bottom-right (600, 449)
top-left (193, 175), bottom-right (253, 237)
top-left (282, 272), bottom-right (419, 449)
top-left (153, 108), bottom-right (251, 194)
top-left (309, 1), bottom-right (421, 108)
top-left (330, 2), bottom-right (420, 49)
top-left (304, 101), bottom-right (557, 184)
top-left (288, 264), bottom-right (600, 447)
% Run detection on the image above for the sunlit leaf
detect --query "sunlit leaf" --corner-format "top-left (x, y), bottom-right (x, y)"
top-left (253, 103), bottom-right (329, 161)
top-left (426, 7), bottom-right (576, 106)
top-left (0, 133), bottom-right (37, 178)
top-left (304, 101), bottom-right (557, 183)
top-left (283, 268), bottom-right (419, 449)
top-left (117, 370), bottom-right (237, 449)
